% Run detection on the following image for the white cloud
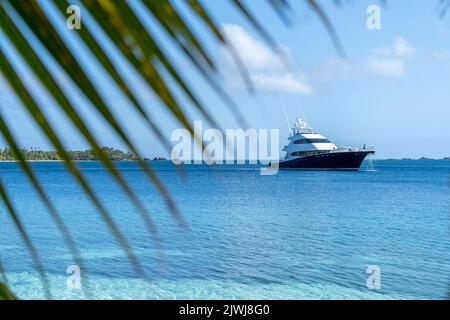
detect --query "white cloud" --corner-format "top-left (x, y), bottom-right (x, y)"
top-left (251, 73), bottom-right (315, 95)
top-left (367, 57), bottom-right (405, 77)
top-left (366, 37), bottom-right (416, 77)
top-left (315, 37), bottom-right (416, 80)
top-left (222, 24), bottom-right (314, 95)
top-left (394, 37), bottom-right (416, 57)
top-left (222, 24), bottom-right (282, 72)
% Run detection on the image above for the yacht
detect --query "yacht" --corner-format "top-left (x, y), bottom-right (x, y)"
top-left (273, 118), bottom-right (374, 170)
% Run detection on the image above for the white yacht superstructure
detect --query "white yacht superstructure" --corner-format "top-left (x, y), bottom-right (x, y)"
top-left (275, 117), bottom-right (375, 170)
top-left (283, 118), bottom-right (337, 161)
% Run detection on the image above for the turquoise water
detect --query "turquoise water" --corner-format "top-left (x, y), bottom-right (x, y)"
top-left (0, 160), bottom-right (449, 299)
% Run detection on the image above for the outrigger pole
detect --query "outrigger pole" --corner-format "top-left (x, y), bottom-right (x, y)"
top-left (280, 97), bottom-right (291, 132)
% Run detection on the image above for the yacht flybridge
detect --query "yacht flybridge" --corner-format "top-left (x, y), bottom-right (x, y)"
top-left (273, 118), bottom-right (374, 170)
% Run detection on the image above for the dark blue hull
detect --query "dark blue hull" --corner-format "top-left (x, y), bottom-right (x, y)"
top-left (276, 150), bottom-right (374, 170)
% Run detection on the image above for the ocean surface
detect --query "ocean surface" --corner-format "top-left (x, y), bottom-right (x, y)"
top-left (0, 160), bottom-right (449, 300)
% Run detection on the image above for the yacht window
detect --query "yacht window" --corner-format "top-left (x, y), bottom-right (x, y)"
top-left (290, 151), bottom-right (327, 157)
top-left (293, 138), bottom-right (330, 144)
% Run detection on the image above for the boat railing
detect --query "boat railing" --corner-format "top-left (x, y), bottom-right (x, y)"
top-left (329, 147), bottom-right (375, 153)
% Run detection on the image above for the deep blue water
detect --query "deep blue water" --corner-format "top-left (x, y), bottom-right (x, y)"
top-left (0, 160), bottom-right (449, 299)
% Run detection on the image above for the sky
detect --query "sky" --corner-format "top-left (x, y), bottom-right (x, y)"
top-left (1, 0), bottom-right (450, 159)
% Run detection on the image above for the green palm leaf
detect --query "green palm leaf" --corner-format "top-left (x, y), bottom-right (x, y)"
top-left (0, 49), bottom-right (145, 278)
top-left (0, 282), bottom-right (16, 300)
top-left (0, 0), bottom-right (345, 299)
top-left (1, 4), bottom-right (162, 245)
top-left (0, 176), bottom-right (51, 299)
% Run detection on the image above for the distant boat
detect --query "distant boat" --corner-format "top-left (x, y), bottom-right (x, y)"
top-left (271, 118), bottom-right (374, 170)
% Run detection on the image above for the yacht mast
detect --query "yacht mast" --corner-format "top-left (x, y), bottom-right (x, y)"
top-left (297, 102), bottom-right (311, 130)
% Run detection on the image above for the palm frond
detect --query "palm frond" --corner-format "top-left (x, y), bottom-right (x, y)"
top-left (9, 1), bottom-right (183, 221)
top-left (0, 282), bottom-right (16, 300)
top-left (232, 0), bottom-right (284, 56)
top-left (439, 0), bottom-right (450, 17)
top-left (0, 177), bottom-right (51, 299)
top-left (0, 112), bottom-right (92, 298)
top-left (1, 4), bottom-right (163, 247)
top-left (307, 0), bottom-right (345, 57)
top-left (0, 0), bottom-right (347, 298)
top-left (0, 252), bottom-right (16, 300)
top-left (0, 49), bottom-right (145, 277)
top-left (52, 1), bottom-right (173, 153)
top-left (75, 0), bottom-right (210, 159)
top-left (268, 0), bottom-right (294, 26)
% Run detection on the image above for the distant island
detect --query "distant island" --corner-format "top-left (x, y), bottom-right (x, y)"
top-left (385, 157), bottom-right (450, 161)
top-left (0, 147), bottom-right (152, 161)
top-left (393, 157), bottom-right (449, 160)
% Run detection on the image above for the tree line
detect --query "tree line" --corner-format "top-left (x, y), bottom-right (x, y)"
top-left (0, 147), bottom-right (139, 161)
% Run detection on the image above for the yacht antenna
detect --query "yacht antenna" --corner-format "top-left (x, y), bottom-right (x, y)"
top-left (280, 98), bottom-right (291, 131)
top-left (297, 102), bottom-right (310, 129)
